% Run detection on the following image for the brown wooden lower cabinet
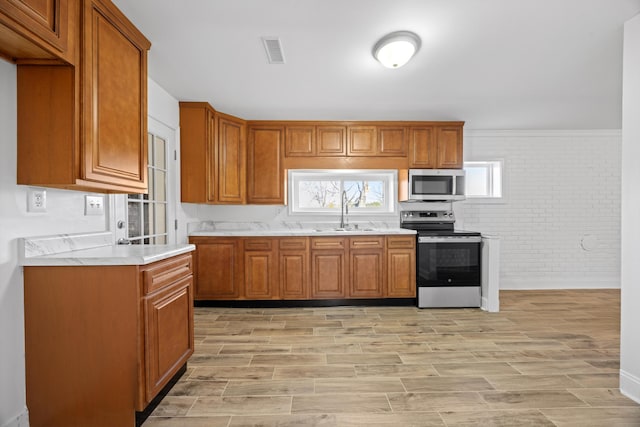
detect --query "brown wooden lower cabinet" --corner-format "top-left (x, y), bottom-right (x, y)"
top-left (279, 238), bottom-right (310, 299)
top-left (244, 238), bottom-right (279, 299)
top-left (191, 235), bottom-right (416, 301)
top-left (386, 236), bottom-right (417, 297)
top-left (23, 253), bottom-right (194, 427)
top-left (193, 237), bottom-right (242, 299)
top-left (349, 236), bottom-right (385, 298)
top-left (142, 275), bottom-right (193, 402)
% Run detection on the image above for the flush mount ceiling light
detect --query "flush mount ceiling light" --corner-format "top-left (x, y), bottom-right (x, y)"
top-left (372, 31), bottom-right (421, 69)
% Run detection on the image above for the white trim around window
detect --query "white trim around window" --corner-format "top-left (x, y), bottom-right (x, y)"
top-left (463, 160), bottom-right (505, 204)
top-left (288, 169), bottom-right (397, 215)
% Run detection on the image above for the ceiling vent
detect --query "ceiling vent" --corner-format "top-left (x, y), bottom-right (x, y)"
top-left (262, 37), bottom-right (285, 64)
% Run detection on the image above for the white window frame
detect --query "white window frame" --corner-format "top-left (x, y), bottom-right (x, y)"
top-left (288, 169), bottom-right (397, 215)
top-left (463, 160), bottom-right (505, 204)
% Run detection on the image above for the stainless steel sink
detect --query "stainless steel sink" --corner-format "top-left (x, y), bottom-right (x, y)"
top-left (313, 227), bottom-right (376, 233)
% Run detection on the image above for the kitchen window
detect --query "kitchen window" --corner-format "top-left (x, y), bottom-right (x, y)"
top-left (288, 170), bottom-right (396, 215)
top-left (464, 160), bottom-right (503, 199)
top-left (126, 133), bottom-right (168, 244)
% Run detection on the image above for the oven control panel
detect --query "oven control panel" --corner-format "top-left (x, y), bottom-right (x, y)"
top-left (401, 210), bottom-right (455, 223)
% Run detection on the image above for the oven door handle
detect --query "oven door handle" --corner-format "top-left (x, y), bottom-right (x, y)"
top-left (418, 236), bottom-right (482, 243)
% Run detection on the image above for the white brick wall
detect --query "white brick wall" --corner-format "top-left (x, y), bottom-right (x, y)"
top-left (456, 130), bottom-right (621, 289)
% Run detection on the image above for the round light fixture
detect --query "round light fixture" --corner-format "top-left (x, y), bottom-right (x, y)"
top-left (372, 31), bottom-right (421, 69)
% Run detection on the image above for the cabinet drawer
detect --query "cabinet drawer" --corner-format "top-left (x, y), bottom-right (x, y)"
top-left (244, 239), bottom-right (274, 251)
top-left (349, 236), bottom-right (384, 249)
top-left (387, 236), bottom-right (416, 249)
top-left (143, 254), bottom-right (193, 295)
top-left (279, 237), bottom-right (308, 251)
top-left (311, 237), bottom-right (346, 250)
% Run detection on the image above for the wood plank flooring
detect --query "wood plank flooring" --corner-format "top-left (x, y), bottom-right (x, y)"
top-left (142, 289), bottom-right (640, 426)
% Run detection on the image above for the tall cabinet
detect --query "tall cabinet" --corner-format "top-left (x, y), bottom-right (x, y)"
top-left (246, 124), bottom-right (285, 204)
top-left (179, 102), bottom-right (246, 204)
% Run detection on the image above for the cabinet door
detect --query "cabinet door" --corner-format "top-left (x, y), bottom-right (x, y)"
top-left (409, 126), bottom-right (436, 168)
top-left (377, 126), bottom-right (408, 157)
top-left (217, 115), bottom-right (246, 203)
top-left (0, 0), bottom-right (71, 60)
top-left (179, 103), bottom-right (214, 203)
top-left (244, 239), bottom-right (278, 299)
top-left (386, 236), bottom-right (415, 297)
top-left (285, 126), bottom-right (315, 156)
top-left (247, 126), bottom-right (285, 204)
top-left (349, 237), bottom-right (384, 298)
top-left (316, 126), bottom-right (346, 156)
top-left (144, 276), bottom-right (194, 403)
top-left (386, 249), bottom-right (416, 297)
top-left (194, 240), bottom-right (241, 299)
top-left (436, 126), bottom-right (463, 169)
top-left (279, 238), bottom-right (309, 299)
top-left (349, 250), bottom-right (384, 298)
top-left (347, 126), bottom-right (377, 156)
top-left (82, 0), bottom-right (151, 192)
top-left (311, 250), bottom-right (346, 298)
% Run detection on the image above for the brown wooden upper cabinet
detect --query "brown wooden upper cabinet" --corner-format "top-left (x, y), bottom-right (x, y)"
top-left (179, 102), bottom-right (246, 204)
top-left (436, 125), bottom-right (463, 168)
top-left (0, 0), bottom-right (74, 63)
top-left (317, 126), bottom-right (347, 156)
top-left (300, 124), bottom-right (410, 158)
top-left (377, 126), bottom-right (408, 157)
top-left (216, 113), bottom-right (246, 203)
top-left (347, 125), bottom-right (377, 156)
top-left (409, 124), bottom-right (463, 168)
top-left (285, 126), bottom-right (315, 156)
top-left (16, 0), bottom-right (151, 193)
top-left (247, 125), bottom-right (285, 204)
top-left (284, 124), bottom-right (347, 157)
top-left (179, 102), bottom-right (214, 203)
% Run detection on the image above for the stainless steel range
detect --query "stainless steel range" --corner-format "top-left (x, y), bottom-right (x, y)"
top-left (400, 210), bottom-right (481, 308)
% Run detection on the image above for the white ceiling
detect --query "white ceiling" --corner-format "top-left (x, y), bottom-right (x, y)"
top-left (113, 0), bottom-right (640, 130)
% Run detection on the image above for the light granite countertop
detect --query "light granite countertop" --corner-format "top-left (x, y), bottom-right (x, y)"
top-left (19, 232), bottom-right (195, 266)
top-left (189, 228), bottom-right (417, 237)
top-left (21, 244), bottom-right (195, 266)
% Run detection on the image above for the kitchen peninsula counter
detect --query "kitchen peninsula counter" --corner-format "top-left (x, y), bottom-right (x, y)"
top-left (21, 231), bottom-right (196, 426)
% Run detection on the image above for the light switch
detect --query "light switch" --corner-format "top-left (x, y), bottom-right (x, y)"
top-left (85, 195), bottom-right (104, 216)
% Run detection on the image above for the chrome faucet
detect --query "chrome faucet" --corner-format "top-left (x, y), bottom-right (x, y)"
top-left (340, 190), bottom-right (349, 229)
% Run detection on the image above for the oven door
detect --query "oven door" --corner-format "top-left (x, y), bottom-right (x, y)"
top-left (417, 235), bottom-right (481, 308)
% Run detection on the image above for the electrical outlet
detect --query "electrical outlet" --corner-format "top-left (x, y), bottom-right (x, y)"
top-left (27, 189), bottom-right (47, 213)
top-left (85, 195), bottom-right (105, 216)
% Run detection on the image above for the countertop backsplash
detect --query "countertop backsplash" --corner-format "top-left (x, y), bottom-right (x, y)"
top-left (188, 219), bottom-right (403, 235)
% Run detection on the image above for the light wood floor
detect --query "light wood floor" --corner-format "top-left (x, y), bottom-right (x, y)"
top-left (143, 290), bottom-right (640, 426)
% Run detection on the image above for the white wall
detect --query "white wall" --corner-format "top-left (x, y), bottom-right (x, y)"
top-left (456, 130), bottom-right (621, 290)
top-left (620, 13), bottom-right (640, 404)
top-left (0, 62), bottom-right (109, 427)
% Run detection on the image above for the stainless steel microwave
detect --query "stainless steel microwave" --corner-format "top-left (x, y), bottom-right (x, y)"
top-left (408, 169), bottom-right (466, 201)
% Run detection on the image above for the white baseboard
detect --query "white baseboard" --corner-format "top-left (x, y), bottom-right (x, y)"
top-left (500, 276), bottom-right (620, 290)
top-left (1, 409), bottom-right (29, 427)
top-left (620, 370), bottom-right (640, 404)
